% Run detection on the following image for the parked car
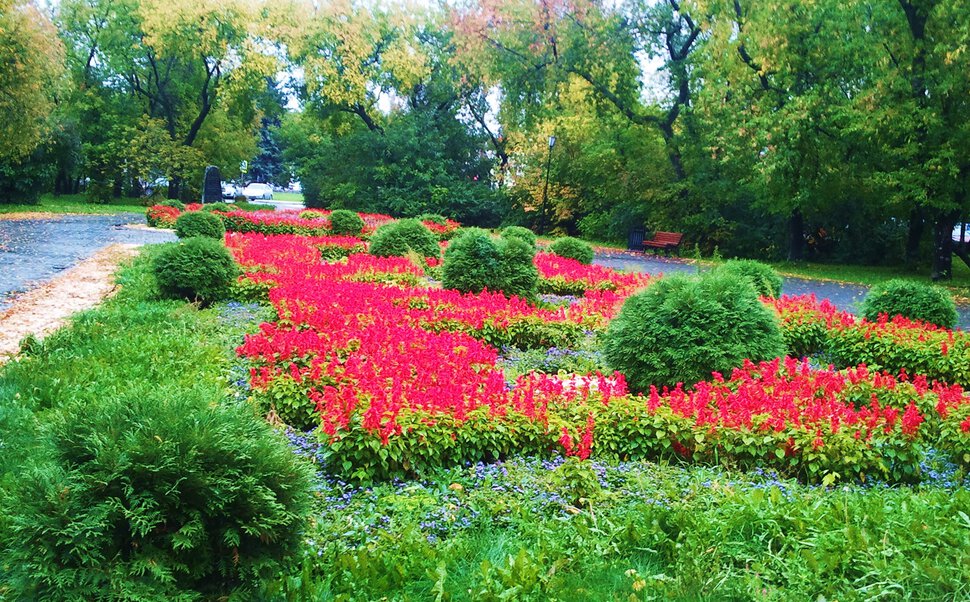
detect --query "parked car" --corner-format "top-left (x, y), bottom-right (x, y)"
top-left (222, 183), bottom-right (240, 200)
top-left (242, 182), bottom-right (274, 200)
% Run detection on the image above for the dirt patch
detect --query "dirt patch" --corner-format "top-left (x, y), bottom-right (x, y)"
top-left (0, 212), bottom-right (64, 221)
top-left (0, 243), bottom-right (140, 362)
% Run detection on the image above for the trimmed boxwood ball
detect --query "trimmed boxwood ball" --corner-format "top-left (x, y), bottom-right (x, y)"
top-left (369, 218), bottom-right (440, 259)
top-left (174, 211), bottom-right (225, 240)
top-left (153, 238), bottom-right (239, 304)
top-left (714, 259), bottom-right (783, 298)
top-left (442, 228), bottom-right (501, 294)
top-left (501, 225), bottom-right (538, 249)
top-left (498, 237), bottom-right (539, 300)
top-left (550, 236), bottom-right (594, 264)
top-left (329, 209), bottom-right (365, 235)
top-left (0, 394), bottom-right (314, 600)
top-left (604, 272), bottom-right (786, 392)
top-left (861, 279), bottom-right (958, 328)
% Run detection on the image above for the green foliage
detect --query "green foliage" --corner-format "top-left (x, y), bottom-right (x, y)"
top-left (441, 228), bottom-right (502, 294)
top-left (368, 218), bottom-right (440, 259)
top-left (498, 237), bottom-right (539, 301)
top-left (549, 236), bottom-right (594, 265)
top-left (860, 279), bottom-right (958, 328)
top-left (417, 213), bottom-right (448, 225)
top-left (501, 225), bottom-right (538, 249)
top-left (713, 259), bottom-right (784, 297)
top-left (329, 209), bottom-right (366, 236)
top-left (203, 201), bottom-right (231, 212)
top-left (604, 273), bottom-right (786, 392)
top-left (1, 393), bottom-right (312, 600)
top-left (161, 199), bottom-right (186, 210)
top-left (153, 239), bottom-right (239, 304)
top-left (174, 211), bottom-right (226, 240)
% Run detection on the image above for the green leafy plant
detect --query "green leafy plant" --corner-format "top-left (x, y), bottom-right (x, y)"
top-left (174, 211), bottom-right (226, 240)
top-left (549, 236), bottom-right (594, 265)
top-left (1, 394), bottom-right (314, 600)
top-left (417, 213), bottom-right (448, 225)
top-left (604, 272), bottom-right (786, 391)
top-left (202, 201), bottom-right (231, 212)
top-left (160, 199), bottom-right (186, 211)
top-left (713, 259), bottom-right (783, 297)
top-left (498, 237), bottom-right (539, 300)
top-left (369, 218), bottom-right (440, 259)
top-left (500, 225), bottom-right (538, 249)
top-left (153, 239), bottom-right (239, 304)
top-left (330, 209), bottom-right (366, 235)
top-left (860, 279), bottom-right (958, 328)
top-left (441, 228), bottom-right (502, 293)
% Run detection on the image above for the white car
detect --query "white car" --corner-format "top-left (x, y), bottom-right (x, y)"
top-left (222, 183), bottom-right (240, 199)
top-left (242, 183), bottom-right (274, 200)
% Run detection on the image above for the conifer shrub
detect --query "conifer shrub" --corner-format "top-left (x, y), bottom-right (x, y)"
top-left (501, 225), bottom-right (538, 249)
top-left (549, 236), bottom-right (594, 264)
top-left (369, 218), bottom-right (440, 259)
top-left (1, 394), bottom-right (314, 600)
top-left (329, 209), bottom-right (366, 236)
top-left (860, 279), bottom-right (958, 328)
top-left (174, 211), bottom-right (225, 240)
top-left (442, 228), bottom-right (502, 294)
top-left (498, 236), bottom-right (539, 300)
top-left (714, 259), bottom-right (783, 298)
top-left (202, 202), bottom-right (231, 212)
top-left (417, 213), bottom-right (448, 225)
top-left (160, 199), bottom-right (186, 211)
top-left (153, 238), bottom-right (239, 304)
top-left (604, 272), bottom-right (786, 392)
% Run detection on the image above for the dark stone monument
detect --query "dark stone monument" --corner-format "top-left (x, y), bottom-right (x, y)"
top-left (202, 165), bottom-right (222, 204)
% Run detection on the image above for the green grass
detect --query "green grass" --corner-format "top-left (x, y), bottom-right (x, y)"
top-left (273, 191), bottom-right (304, 203)
top-left (0, 193), bottom-right (147, 215)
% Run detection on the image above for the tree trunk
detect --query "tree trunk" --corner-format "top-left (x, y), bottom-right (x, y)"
top-left (905, 206), bottom-right (924, 264)
top-left (931, 212), bottom-right (957, 281)
top-left (788, 209), bottom-right (804, 261)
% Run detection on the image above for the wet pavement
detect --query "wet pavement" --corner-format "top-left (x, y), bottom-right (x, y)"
top-left (594, 250), bottom-right (970, 329)
top-left (0, 213), bottom-right (176, 311)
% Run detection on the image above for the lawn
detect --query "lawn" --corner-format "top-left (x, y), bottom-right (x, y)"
top-left (272, 191), bottom-right (305, 203)
top-left (0, 193), bottom-right (147, 215)
top-left (2, 218), bottom-right (969, 600)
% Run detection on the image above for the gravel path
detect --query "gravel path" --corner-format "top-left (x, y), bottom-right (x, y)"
top-left (594, 250), bottom-right (970, 329)
top-left (0, 213), bottom-right (175, 311)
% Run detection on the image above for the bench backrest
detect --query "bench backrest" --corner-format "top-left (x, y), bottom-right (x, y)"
top-left (651, 231), bottom-right (683, 245)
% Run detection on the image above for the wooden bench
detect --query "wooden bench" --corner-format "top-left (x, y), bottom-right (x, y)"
top-left (642, 231), bottom-right (684, 256)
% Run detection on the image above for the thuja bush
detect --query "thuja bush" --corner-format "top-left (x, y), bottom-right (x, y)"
top-left (714, 259), bottom-right (783, 298)
top-left (860, 279), bottom-right (958, 328)
top-left (442, 228), bottom-right (538, 300)
top-left (369, 218), bottom-right (440, 259)
top-left (153, 238), bottom-right (239, 304)
top-left (549, 236), bottom-right (594, 265)
top-left (501, 225), bottom-right (538, 249)
top-left (1, 395), bottom-right (314, 600)
top-left (329, 209), bottom-right (365, 236)
top-left (174, 210), bottom-right (225, 240)
top-left (604, 272), bottom-right (786, 391)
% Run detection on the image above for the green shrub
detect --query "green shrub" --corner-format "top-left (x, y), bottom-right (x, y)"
top-left (860, 279), bottom-right (958, 328)
top-left (160, 199), bottom-right (186, 211)
top-left (604, 272), bottom-right (786, 392)
top-left (299, 209), bottom-right (326, 219)
top-left (441, 228), bottom-right (502, 294)
top-left (417, 213), bottom-right (448, 225)
top-left (369, 218), bottom-right (440, 259)
top-left (714, 259), bottom-right (783, 298)
top-left (202, 201), bottom-right (230, 212)
top-left (330, 209), bottom-right (366, 236)
top-left (153, 238), bottom-right (239, 304)
top-left (498, 237), bottom-right (539, 300)
top-left (501, 225), bottom-right (538, 249)
top-left (174, 211), bottom-right (225, 240)
top-left (549, 236), bottom-right (594, 264)
top-left (1, 395), bottom-right (313, 600)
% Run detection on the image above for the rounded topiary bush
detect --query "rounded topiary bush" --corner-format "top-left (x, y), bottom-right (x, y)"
top-left (369, 218), bottom-right (440, 259)
top-left (153, 238), bottom-right (239, 304)
top-left (604, 272), bottom-right (786, 392)
top-left (299, 209), bottom-right (326, 220)
top-left (549, 236), bottom-right (594, 264)
top-left (442, 228), bottom-right (502, 294)
top-left (0, 394), bottom-right (313, 600)
top-left (174, 211), bottom-right (225, 240)
top-left (714, 259), bottom-right (783, 298)
top-left (499, 237), bottom-right (539, 300)
top-left (329, 209), bottom-right (365, 236)
top-left (202, 202), bottom-right (231, 212)
top-left (501, 225), bottom-right (538, 249)
top-left (860, 279), bottom-right (958, 328)
top-left (160, 199), bottom-right (186, 211)
top-left (417, 213), bottom-right (448, 225)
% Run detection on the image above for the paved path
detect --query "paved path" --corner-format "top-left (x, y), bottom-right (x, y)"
top-left (594, 250), bottom-right (970, 329)
top-left (0, 213), bottom-right (175, 311)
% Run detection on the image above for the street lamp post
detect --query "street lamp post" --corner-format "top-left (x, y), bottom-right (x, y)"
top-left (540, 135), bottom-right (556, 234)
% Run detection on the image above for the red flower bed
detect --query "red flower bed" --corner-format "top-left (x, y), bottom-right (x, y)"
top-left (535, 252), bottom-right (652, 297)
